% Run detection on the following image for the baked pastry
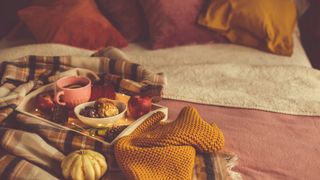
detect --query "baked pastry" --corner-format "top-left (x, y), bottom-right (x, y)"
top-left (95, 98), bottom-right (119, 118)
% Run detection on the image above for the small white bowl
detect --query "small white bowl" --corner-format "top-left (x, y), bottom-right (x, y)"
top-left (74, 100), bottom-right (127, 128)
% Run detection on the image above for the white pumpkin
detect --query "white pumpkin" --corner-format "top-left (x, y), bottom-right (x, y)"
top-left (61, 149), bottom-right (108, 180)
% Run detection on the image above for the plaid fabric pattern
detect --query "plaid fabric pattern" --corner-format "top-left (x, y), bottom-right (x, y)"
top-left (194, 152), bottom-right (240, 180)
top-left (0, 153), bottom-right (58, 180)
top-left (0, 48), bottom-right (166, 123)
top-left (0, 48), bottom-right (239, 179)
top-left (1, 111), bottom-right (115, 178)
top-left (1, 114), bottom-right (237, 180)
top-left (0, 48), bottom-right (167, 179)
top-left (12, 114), bottom-right (111, 154)
top-left (104, 73), bottom-right (164, 98)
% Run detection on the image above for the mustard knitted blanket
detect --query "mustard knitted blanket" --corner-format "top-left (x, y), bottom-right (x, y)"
top-left (114, 106), bottom-right (225, 180)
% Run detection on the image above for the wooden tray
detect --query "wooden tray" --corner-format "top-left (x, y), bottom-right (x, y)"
top-left (16, 83), bottom-right (168, 145)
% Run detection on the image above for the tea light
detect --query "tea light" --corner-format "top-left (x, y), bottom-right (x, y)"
top-left (116, 93), bottom-right (130, 105)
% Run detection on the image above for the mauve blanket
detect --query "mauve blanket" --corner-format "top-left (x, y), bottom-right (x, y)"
top-left (160, 99), bottom-right (320, 180)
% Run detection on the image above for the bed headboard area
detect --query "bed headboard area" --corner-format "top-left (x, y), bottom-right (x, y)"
top-left (0, 0), bottom-right (318, 68)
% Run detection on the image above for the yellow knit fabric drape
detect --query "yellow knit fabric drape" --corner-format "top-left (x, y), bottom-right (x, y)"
top-left (114, 106), bottom-right (225, 180)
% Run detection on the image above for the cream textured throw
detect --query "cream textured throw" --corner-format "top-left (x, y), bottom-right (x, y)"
top-left (120, 45), bottom-right (320, 116)
top-left (1, 44), bottom-right (320, 116)
top-left (161, 63), bottom-right (320, 116)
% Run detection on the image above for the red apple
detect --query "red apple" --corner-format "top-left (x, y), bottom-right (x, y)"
top-left (90, 84), bottom-right (116, 101)
top-left (128, 96), bottom-right (152, 119)
top-left (36, 92), bottom-right (55, 112)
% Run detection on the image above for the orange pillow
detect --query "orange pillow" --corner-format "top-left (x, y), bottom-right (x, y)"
top-left (198, 0), bottom-right (297, 56)
top-left (18, 0), bottom-right (127, 50)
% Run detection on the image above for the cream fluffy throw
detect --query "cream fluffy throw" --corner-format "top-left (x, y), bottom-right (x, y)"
top-left (161, 63), bottom-right (320, 116)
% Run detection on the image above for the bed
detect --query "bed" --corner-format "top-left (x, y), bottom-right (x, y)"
top-left (1, 24), bottom-right (320, 180)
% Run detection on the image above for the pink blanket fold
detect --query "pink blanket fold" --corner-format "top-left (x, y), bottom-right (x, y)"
top-left (160, 99), bottom-right (320, 180)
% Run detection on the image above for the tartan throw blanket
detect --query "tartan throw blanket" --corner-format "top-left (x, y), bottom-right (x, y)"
top-left (0, 47), bottom-right (166, 123)
top-left (0, 113), bottom-right (240, 180)
top-left (0, 47), bottom-right (241, 179)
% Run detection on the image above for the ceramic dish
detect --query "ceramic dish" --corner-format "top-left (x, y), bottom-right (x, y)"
top-left (74, 100), bottom-right (127, 128)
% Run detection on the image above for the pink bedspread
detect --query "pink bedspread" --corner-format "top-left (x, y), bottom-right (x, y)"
top-left (160, 99), bottom-right (320, 180)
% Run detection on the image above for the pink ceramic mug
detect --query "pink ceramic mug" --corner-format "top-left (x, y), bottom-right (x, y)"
top-left (54, 76), bottom-right (91, 108)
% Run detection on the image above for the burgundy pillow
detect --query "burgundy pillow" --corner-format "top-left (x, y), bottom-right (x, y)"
top-left (97, 0), bottom-right (148, 42)
top-left (138, 0), bottom-right (225, 49)
top-left (0, 0), bottom-right (29, 38)
top-left (18, 0), bottom-right (128, 50)
top-left (300, 0), bottom-right (320, 39)
top-left (313, 0), bottom-right (320, 38)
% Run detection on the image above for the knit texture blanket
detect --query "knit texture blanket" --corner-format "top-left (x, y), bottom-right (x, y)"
top-left (115, 107), bottom-right (224, 179)
top-left (0, 48), bottom-right (240, 179)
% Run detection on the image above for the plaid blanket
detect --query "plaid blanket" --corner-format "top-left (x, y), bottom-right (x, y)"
top-left (0, 113), bottom-right (240, 180)
top-left (0, 47), bottom-right (166, 123)
top-left (0, 47), bottom-right (240, 180)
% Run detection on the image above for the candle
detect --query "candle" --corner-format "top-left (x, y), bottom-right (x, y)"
top-left (116, 93), bottom-right (130, 105)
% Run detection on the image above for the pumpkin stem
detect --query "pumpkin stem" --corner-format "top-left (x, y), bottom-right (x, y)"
top-left (79, 150), bottom-right (85, 155)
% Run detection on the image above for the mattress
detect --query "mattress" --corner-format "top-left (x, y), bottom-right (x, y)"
top-left (0, 30), bottom-right (312, 67)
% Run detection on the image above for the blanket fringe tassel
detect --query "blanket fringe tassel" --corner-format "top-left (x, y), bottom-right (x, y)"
top-left (224, 153), bottom-right (243, 180)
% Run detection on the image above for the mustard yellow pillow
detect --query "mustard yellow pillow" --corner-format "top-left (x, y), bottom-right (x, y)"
top-left (198, 0), bottom-right (297, 56)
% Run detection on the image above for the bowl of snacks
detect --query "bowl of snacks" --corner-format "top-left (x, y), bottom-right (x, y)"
top-left (74, 98), bottom-right (127, 127)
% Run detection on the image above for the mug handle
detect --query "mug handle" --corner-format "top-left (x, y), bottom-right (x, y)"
top-left (55, 91), bottom-right (66, 106)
